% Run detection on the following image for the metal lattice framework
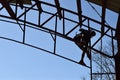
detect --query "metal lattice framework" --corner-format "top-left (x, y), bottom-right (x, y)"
top-left (0, 0), bottom-right (118, 80)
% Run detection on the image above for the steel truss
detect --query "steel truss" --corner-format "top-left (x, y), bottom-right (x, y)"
top-left (0, 0), bottom-right (117, 80)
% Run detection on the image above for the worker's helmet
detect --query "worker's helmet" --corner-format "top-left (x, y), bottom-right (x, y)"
top-left (91, 31), bottom-right (96, 37)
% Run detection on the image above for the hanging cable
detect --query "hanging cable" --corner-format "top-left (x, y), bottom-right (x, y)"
top-left (87, 1), bottom-right (101, 17)
top-left (86, 1), bottom-right (111, 27)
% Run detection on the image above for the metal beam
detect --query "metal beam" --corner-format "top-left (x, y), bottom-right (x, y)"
top-left (0, 0), bottom-right (16, 19)
top-left (34, 0), bottom-right (43, 13)
top-left (8, 0), bottom-right (32, 4)
top-left (16, 0), bottom-right (24, 9)
top-left (54, 0), bottom-right (62, 19)
top-left (115, 12), bottom-right (120, 80)
top-left (87, 0), bottom-right (120, 13)
top-left (76, 0), bottom-right (82, 27)
top-left (101, 0), bottom-right (107, 35)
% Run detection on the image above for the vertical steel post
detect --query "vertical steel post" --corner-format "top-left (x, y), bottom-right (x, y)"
top-left (23, 8), bottom-right (26, 43)
top-left (115, 12), bottom-right (120, 80)
top-left (76, 0), bottom-right (82, 28)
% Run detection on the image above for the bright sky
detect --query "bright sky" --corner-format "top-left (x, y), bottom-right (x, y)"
top-left (0, 0), bottom-right (118, 80)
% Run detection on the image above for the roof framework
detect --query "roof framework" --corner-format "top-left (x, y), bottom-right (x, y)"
top-left (88, 0), bottom-right (120, 13)
top-left (88, 0), bottom-right (120, 79)
top-left (7, 0), bottom-right (32, 4)
top-left (0, 0), bottom-right (119, 80)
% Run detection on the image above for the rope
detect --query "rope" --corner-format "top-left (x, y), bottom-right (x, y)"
top-left (87, 1), bottom-right (101, 17)
top-left (86, 0), bottom-right (111, 27)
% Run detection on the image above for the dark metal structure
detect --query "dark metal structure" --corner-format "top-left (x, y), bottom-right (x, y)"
top-left (0, 0), bottom-right (119, 80)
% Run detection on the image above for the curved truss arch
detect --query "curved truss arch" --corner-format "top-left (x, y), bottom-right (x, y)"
top-left (0, 0), bottom-right (117, 79)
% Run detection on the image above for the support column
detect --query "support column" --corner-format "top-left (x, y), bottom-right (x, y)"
top-left (101, 0), bottom-right (107, 35)
top-left (115, 12), bottom-right (120, 80)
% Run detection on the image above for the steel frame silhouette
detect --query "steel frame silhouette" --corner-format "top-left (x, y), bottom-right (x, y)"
top-left (0, 0), bottom-right (117, 80)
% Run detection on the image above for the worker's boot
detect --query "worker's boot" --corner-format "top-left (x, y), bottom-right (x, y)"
top-left (78, 60), bottom-right (87, 66)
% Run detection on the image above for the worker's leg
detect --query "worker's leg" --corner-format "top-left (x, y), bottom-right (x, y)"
top-left (85, 43), bottom-right (91, 60)
top-left (80, 51), bottom-right (85, 61)
top-left (79, 51), bottom-right (86, 66)
top-left (86, 50), bottom-right (91, 60)
top-left (84, 42), bottom-right (91, 60)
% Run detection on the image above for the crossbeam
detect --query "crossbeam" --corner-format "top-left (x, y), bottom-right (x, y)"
top-left (0, 0), bottom-right (16, 19)
top-left (7, 0), bottom-right (32, 4)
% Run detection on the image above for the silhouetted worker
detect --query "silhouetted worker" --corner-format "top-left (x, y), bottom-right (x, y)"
top-left (74, 28), bottom-right (96, 66)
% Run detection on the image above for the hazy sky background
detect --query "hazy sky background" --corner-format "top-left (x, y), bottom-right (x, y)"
top-left (0, 0), bottom-right (118, 80)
